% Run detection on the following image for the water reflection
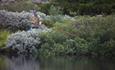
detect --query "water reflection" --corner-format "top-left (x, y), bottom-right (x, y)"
top-left (0, 56), bottom-right (7, 70)
top-left (39, 57), bottom-right (115, 70)
top-left (6, 56), bottom-right (39, 70)
top-left (0, 55), bottom-right (115, 70)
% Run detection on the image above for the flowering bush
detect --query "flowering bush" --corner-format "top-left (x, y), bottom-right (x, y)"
top-left (6, 28), bottom-right (50, 54)
top-left (0, 10), bottom-right (32, 31)
top-left (0, 10), bottom-right (75, 30)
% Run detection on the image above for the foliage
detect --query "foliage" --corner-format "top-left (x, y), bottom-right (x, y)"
top-left (42, 15), bottom-right (75, 27)
top-left (6, 28), bottom-right (50, 55)
top-left (50, 0), bottom-right (115, 16)
top-left (39, 32), bottom-right (74, 56)
top-left (0, 10), bottom-right (31, 31)
top-left (38, 15), bottom-right (115, 57)
top-left (73, 15), bottom-right (115, 56)
top-left (0, 0), bottom-right (38, 12)
top-left (0, 10), bottom-right (47, 31)
top-left (48, 5), bottom-right (62, 15)
top-left (0, 10), bottom-right (115, 57)
top-left (0, 0), bottom-right (115, 16)
top-left (0, 30), bottom-right (10, 48)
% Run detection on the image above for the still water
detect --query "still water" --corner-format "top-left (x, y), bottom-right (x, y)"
top-left (0, 55), bottom-right (115, 70)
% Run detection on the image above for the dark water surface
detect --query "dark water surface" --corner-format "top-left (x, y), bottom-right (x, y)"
top-left (0, 55), bottom-right (115, 70)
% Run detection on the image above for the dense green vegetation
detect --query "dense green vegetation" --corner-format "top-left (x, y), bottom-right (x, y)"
top-left (0, 0), bottom-right (115, 16)
top-left (0, 0), bottom-right (115, 57)
top-left (0, 30), bottom-right (10, 48)
top-left (0, 0), bottom-right (38, 12)
top-left (38, 15), bottom-right (115, 57)
top-left (49, 0), bottom-right (115, 16)
top-left (0, 14), bottom-right (115, 57)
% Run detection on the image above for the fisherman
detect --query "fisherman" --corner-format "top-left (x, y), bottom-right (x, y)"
top-left (30, 9), bottom-right (42, 30)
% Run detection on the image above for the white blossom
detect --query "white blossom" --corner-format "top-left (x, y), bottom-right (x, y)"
top-left (6, 29), bottom-right (49, 54)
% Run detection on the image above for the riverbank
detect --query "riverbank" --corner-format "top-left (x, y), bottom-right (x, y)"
top-left (0, 10), bottom-right (115, 57)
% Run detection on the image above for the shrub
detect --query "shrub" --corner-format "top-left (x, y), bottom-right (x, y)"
top-left (42, 15), bottom-right (75, 27)
top-left (0, 0), bottom-right (38, 12)
top-left (0, 10), bottom-right (31, 31)
top-left (39, 31), bottom-right (89, 56)
top-left (6, 29), bottom-right (49, 55)
top-left (73, 15), bottom-right (115, 56)
top-left (0, 10), bottom-right (47, 31)
top-left (50, 0), bottom-right (115, 16)
top-left (39, 31), bottom-right (68, 56)
top-left (38, 15), bottom-right (115, 57)
top-left (0, 10), bottom-right (74, 31)
top-left (0, 30), bottom-right (10, 48)
top-left (48, 5), bottom-right (62, 15)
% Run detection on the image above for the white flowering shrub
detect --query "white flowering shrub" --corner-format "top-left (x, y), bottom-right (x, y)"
top-left (6, 28), bottom-right (50, 54)
top-left (0, 10), bottom-right (75, 30)
top-left (0, 10), bottom-right (32, 31)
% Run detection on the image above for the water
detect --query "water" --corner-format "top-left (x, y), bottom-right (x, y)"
top-left (0, 55), bottom-right (115, 70)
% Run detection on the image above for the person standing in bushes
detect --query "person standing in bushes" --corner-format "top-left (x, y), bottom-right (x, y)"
top-left (30, 9), bottom-right (42, 30)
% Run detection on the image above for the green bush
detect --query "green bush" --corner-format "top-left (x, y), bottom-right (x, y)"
top-left (48, 5), bottom-right (62, 15)
top-left (74, 15), bottom-right (115, 56)
top-left (0, 30), bottom-right (10, 48)
top-left (0, 0), bottom-right (115, 15)
top-left (37, 4), bottom-right (52, 15)
top-left (0, 0), bottom-right (39, 12)
top-left (50, 0), bottom-right (115, 16)
top-left (39, 31), bottom-right (68, 56)
top-left (42, 15), bottom-right (74, 28)
top-left (38, 15), bottom-right (115, 57)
